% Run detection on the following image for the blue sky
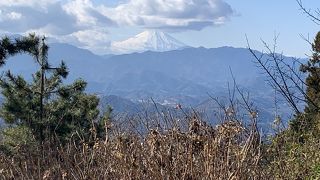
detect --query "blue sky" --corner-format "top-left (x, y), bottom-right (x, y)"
top-left (0, 0), bottom-right (319, 57)
top-left (187, 0), bottom-right (320, 57)
top-left (171, 0), bottom-right (320, 57)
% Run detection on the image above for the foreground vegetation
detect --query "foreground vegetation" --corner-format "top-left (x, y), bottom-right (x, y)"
top-left (0, 112), bottom-right (319, 179)
top-left (0, 117), bottom-right (262, 179)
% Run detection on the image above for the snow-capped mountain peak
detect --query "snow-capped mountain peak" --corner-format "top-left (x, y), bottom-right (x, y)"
top-left (111, 30), bottom-right (188, 54)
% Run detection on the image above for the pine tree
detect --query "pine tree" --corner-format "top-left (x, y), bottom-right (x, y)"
top-left (297, 31), bottom-right (320, 133)
top-left (0, 34), bottom-right (100, 142)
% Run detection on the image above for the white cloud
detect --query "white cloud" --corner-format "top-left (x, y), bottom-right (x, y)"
top-left (63, 0), bottom-right (114, 27)
top-left (6, 11), bottom-right (22, 20)
top-left (0, 2), bottom-right (77, 34)
top-left (0, 0), bottom-right (58, 9)
top-left (0, 10), bottom-right (22, 21)
top-left (57, 29), bottom-right (111, 54)
top-left (101, 0), bottom-right (234, 31)
top-left (0, 0), bottom-right (234, 53)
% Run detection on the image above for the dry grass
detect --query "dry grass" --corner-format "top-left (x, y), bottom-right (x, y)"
top-left (0, 116), bottom-right (264, 179)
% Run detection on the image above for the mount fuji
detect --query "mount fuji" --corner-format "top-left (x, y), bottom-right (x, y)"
top-left (111, 30), bottom-right (188, 54)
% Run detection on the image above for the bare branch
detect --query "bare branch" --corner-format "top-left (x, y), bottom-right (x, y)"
top-left (297, 0), bottom-right (320, 25)
top-left (246, 36), bottom-right (301, 114)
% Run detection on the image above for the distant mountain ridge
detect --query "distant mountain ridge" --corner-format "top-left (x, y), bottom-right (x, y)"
top-left (4, 44), bottom-right (270, 98)
top-left (0, 39), bottom-right (301, 130)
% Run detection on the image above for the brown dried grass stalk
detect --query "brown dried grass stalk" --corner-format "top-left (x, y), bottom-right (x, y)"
top-left (0, 115), bottom-right (264, 179)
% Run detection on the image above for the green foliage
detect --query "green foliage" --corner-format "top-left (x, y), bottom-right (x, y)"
top-left (0, 34), bottom-right (101, 143)
top-left (0, 125), bottom-right (37, 154)
top-left (262, 31), bottom-right (320, 179)
top-left (97, 105), bottom-right (113, 139)
top-left (296, 31), bottom-right (320, 134)
top-left (46, 90), bottom-right (100, 141)
top-left (312, 163), bottom-right (320, 180)
top-left (263, 130), bottom-right (320, 179)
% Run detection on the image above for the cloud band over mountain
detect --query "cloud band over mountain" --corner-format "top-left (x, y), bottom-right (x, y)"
top-left (101, 0), bottom-right (234, 30)
top-left (0, 0), bottom-right (234, 53)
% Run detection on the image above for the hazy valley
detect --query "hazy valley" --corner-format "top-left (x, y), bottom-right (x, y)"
top-left (1, 31), bottom-right (298, 133)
